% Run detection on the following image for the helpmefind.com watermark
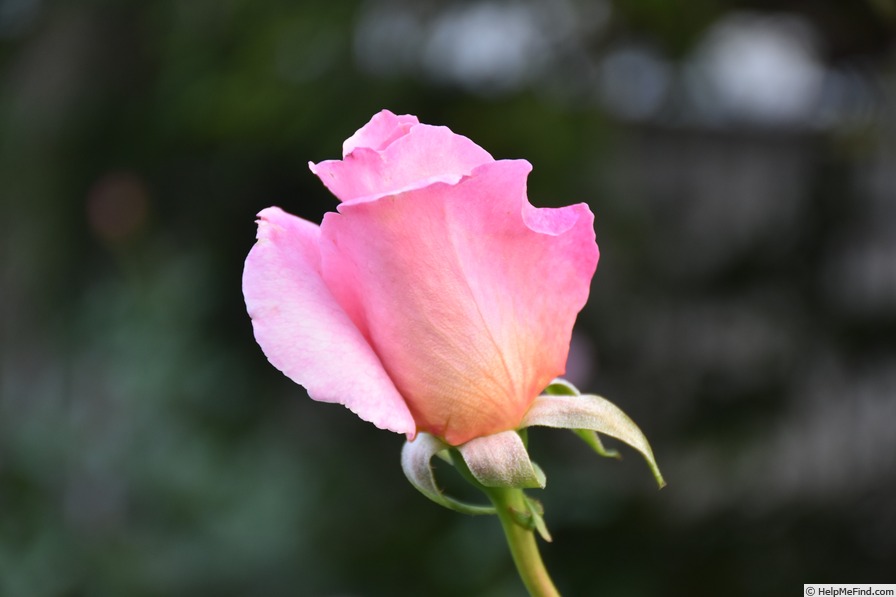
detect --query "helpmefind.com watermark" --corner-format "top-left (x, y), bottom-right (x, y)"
top-left (805, 586), bottom-right (895, 596)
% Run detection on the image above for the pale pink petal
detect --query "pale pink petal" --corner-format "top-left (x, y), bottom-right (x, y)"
top-left (341, 109), bottom-right (418, 156)
top-left (242, 206), bottom-right (416, 435)
top-left (309, 120), bottom-right (493, 204)
top-left (319, 160), bottom-right (599, 445)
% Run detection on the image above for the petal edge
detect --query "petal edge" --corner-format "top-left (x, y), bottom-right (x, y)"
top-left (242, 207), bottom-right (416, 435)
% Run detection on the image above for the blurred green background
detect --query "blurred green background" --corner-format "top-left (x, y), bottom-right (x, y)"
top-left (2, 1), bottom-right (895, 595)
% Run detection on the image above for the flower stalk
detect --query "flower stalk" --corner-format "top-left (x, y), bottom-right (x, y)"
top-left (446, 445), bottom-right (558, 596)
top-left (401, 379), bottom-right (666, 596)
top-left (485, 486), bottom-right (560, 597)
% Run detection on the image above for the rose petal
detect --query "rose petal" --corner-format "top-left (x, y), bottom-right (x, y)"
top-left (341, 109), bottom-right (418, 156)
top-left (309, 118), bottom-right (493, 204)
top-left (320, 160), bottom-right (598, 445)
top-left (242, 206), bottom-right (416, 435)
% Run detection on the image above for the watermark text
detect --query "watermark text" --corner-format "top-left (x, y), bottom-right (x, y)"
top-left (805, 585), bottom-right (895, 597)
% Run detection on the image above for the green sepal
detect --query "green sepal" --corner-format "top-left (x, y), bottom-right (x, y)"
top-left (544, 378), bottom-right (579, 396)
top-left (574, 429), bottom-right (621, 459)
top-left (527, 380), bottom-right (666, 489)
top-left (457, 430), bottom-right (546, 489)
top-left (401, 433), bottom-right (497, 516)
top-left (509, 496), bottom-right (553, 543)
top-left (546, 379), bottom-right (621, 459)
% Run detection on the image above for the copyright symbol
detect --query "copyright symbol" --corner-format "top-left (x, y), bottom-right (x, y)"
top-left (807, 588), bottom-right (815, 596)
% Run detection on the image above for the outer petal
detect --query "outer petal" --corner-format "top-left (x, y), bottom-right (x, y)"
top-left (309, 118), bottom-right (493, 204)
top-left (320, 160), bottom-right (599, 445)
top-left (242, 207), bottom-right (416, 435)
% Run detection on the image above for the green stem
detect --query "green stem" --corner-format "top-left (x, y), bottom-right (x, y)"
top-left (485, 487), bottom-right (561, 597)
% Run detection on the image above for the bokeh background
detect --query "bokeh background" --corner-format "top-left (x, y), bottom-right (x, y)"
top-left (2, 1), bottom-right (895, 595)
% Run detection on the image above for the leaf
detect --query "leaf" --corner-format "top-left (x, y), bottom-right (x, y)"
top-left (401, 433), bottom-right (496, 515)
top-left (522, 393), bottom-right (666, 488)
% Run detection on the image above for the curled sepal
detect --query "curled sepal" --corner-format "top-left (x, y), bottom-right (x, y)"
top-left (401, 433), bottom-right (496, 515)
top-left (545, 379), bottom-right (620, 459)
top-left (574, 429), bottom-right (621, 459)
top-left (522, 393), bottom-right (666, 489)
top-left (544, 378), bottom-right (580, 396)
top-left (457, 430), bottom-right (547, 489)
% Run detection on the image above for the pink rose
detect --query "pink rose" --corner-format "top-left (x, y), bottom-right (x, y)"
top-left (242, 110), bottom-right (599, 446)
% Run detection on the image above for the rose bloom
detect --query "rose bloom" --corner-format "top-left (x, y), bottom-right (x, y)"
top-left (243, 110), bottom-right (599, 446)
